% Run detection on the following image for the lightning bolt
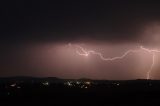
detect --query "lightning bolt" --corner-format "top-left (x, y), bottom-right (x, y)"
top-left (140, 46), bottom-right (160, 79)
top-left (75, 45), bottom-right (140, 61)
top-left (147, 53), bottom-right (155, 79)
top-left (69, 44), bottom-right (160, 79)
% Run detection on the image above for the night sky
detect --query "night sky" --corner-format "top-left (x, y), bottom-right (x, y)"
top-left (1, 0), bottom-right (160, 79)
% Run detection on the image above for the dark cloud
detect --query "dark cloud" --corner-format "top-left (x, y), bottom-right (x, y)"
top-left (1, 0), bottom-right (160, 43)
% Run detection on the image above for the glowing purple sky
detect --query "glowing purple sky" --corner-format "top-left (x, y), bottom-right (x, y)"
top-left (1, 38), bottom-right (160, 80)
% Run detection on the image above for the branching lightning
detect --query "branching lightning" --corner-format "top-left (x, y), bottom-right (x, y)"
top-left (75, 45), bottom-right (140, 61)
top-left (69, 43), bottom-right (160, 79)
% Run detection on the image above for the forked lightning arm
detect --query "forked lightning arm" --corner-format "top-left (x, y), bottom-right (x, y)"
top-left (140, 46), bottom-right (160, 79)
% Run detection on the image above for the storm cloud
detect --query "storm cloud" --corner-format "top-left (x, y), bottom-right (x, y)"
top-left (1, 1), bottom-right (160, 79)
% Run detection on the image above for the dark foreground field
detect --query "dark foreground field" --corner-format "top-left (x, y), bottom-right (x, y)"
top-left (0, 77), bottom-right (160, 106)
